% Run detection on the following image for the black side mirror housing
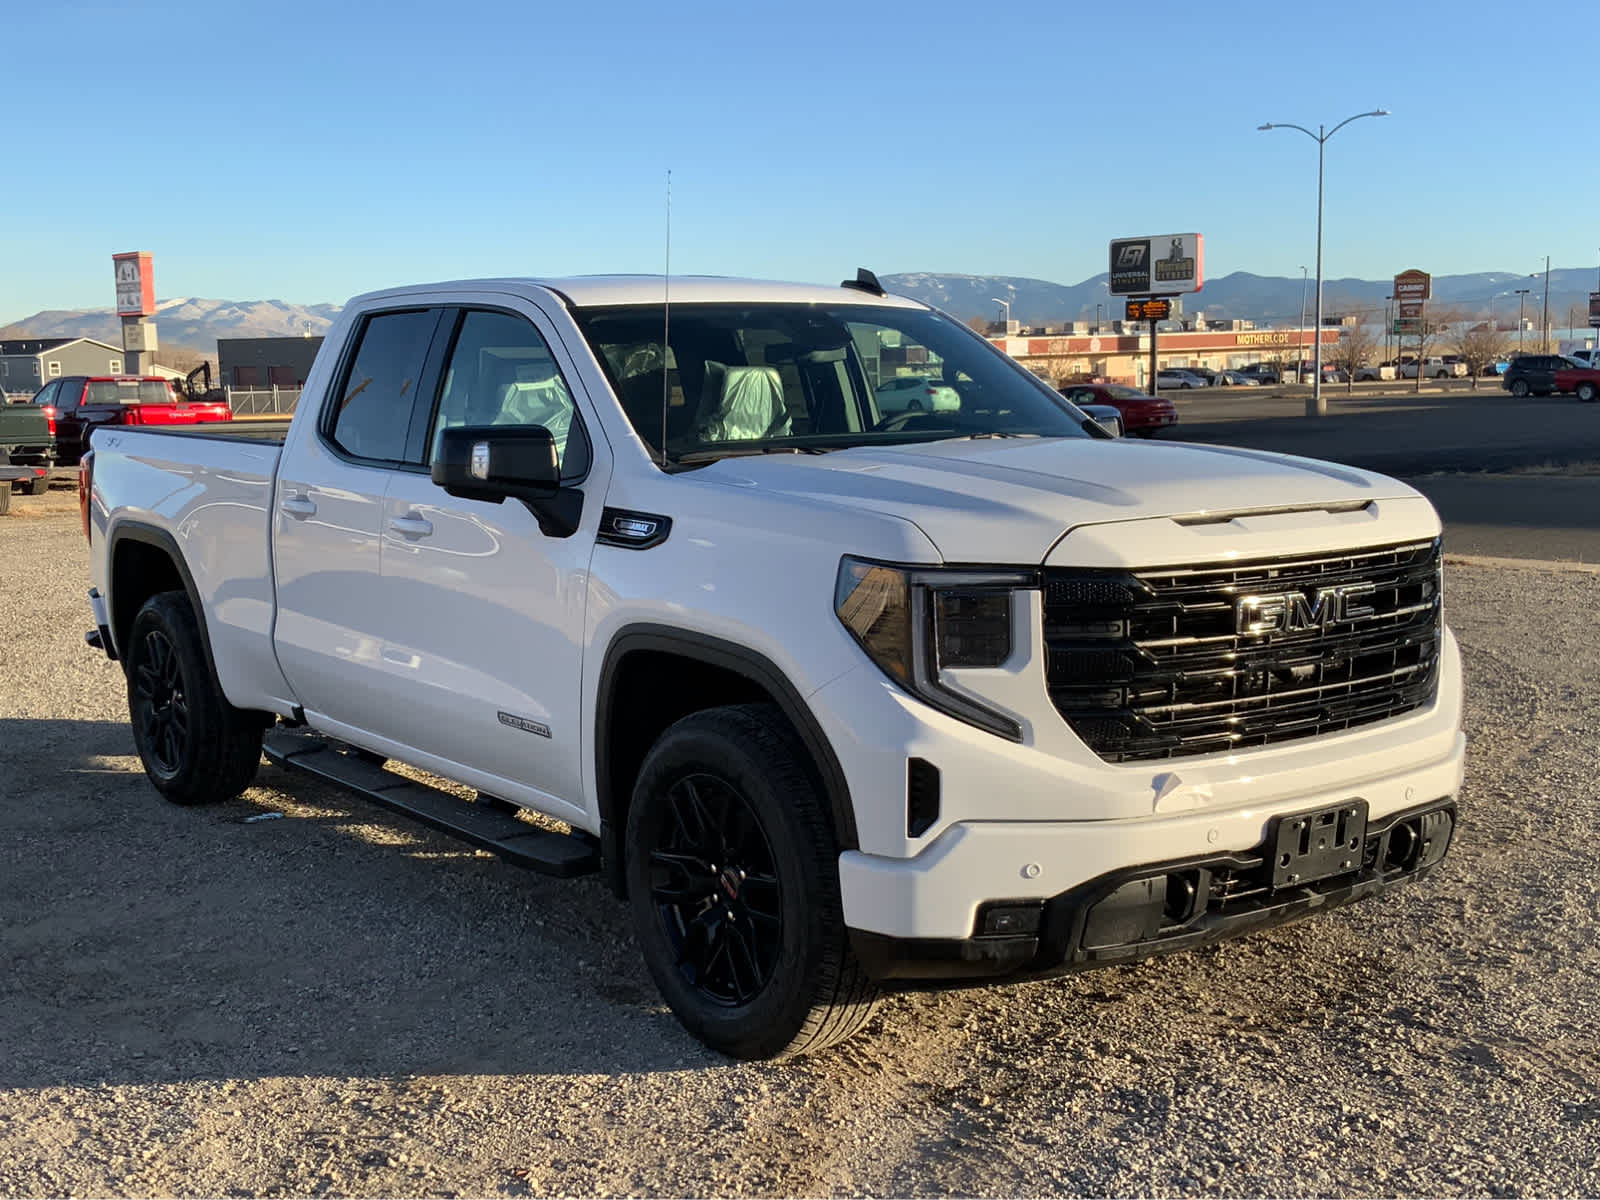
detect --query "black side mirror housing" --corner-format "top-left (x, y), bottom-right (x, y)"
top-left (432, 426), bottom-right (561, 503)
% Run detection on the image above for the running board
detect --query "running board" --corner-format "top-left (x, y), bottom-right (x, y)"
top-left (263, 729), bottom-right (598, 877)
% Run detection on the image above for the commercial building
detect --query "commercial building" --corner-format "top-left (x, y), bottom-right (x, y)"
top-left (0, 337), bottom-right (127, 397)
top-left (217, 335), bottom-right (324, 390)
top-left (990, 324), bottom-right (1341, 387)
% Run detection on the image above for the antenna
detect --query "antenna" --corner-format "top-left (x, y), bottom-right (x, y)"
top-left (660, 169), bottom-right (671, 468)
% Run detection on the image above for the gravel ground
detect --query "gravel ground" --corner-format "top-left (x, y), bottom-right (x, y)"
top-left (2, 497), bottom-right (1598, 1197)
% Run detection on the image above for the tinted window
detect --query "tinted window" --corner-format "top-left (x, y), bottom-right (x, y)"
top-left (32, 381), bottom-right (59, 406)
top-left (54, 379), bottom-right (82, 410)
top-left (428, 310), bottom-right (590, 477)
top-left (86, 380), bottom-right (174, 405)
top-left (329, 310), bottom-right (438, 462)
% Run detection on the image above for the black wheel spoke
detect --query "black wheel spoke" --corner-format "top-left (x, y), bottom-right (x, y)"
top-left (649, 769), bottom-right (783, 1009)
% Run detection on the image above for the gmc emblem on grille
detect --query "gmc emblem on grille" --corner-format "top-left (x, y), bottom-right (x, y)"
top-left (1236, 582), bottom-right (1377, 636)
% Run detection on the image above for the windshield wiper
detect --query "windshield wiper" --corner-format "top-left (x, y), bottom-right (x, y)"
top-left (672, 445), bottom-right (832, 465)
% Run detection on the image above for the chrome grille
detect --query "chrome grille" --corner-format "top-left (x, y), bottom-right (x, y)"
top-left (1044, 540), bottom-right (1442, 762)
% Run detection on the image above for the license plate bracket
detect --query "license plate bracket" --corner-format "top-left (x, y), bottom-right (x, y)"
top-left (1270, 800), bottom-right (1368, 889)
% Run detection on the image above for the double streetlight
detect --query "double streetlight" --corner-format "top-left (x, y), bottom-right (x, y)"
top-left (991, 296), bottom-right (1011, 331)
top-left (1259, 109), bottom-right (1389, 416)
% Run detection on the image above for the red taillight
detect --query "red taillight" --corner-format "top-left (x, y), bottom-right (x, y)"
top-left (43, 406), bottom-right (56, 436)
top-left (79, 451), bottom-right (94, 541)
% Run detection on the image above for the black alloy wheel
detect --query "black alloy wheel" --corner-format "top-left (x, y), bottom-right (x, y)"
top-left (648, 772), bottom-right (782, 1006)
top-left (907, 398), bottom-right (923, 411)
top-left (126, 591), bottom-right (265, 805)
top-left (1510, 379), bottom-right (1530, 397)
top-left (625, 704), bottom-right (879, 1059)
top-left (134, 628), bottom-right (187, 776)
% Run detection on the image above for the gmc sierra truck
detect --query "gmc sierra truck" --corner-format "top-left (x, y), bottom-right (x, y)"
top-left (82, 272), bottom-right (1464, 1059)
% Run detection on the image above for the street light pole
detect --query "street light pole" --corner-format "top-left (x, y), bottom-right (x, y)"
top-left (1258, 109), bottom-right (1389, 417)
top-left (1515, 288), bottom-right (1530, 351)
top-left (991, 297), bottom-right (1011, 332)
top-left (1298, 266), bottom-right (1308, 383)
top-left (1095, 302), bottom-right (1102, 333)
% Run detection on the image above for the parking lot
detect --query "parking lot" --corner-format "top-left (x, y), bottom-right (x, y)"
top-left (3, 471), bottom-right (1599, 1195)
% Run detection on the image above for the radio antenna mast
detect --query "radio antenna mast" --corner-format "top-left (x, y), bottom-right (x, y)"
top-left (660, 168), bottom-right (671, 468)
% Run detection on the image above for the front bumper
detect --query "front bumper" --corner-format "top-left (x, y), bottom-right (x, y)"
top-left (851, 796), bottom-right (1455, 984)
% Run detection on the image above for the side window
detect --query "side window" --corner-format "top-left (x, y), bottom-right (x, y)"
top-left (429, 310), bottom-right (590, 477)
top-left (329, 309), bottom-right (438, 463)
top-left (33, 381), bottom-right (59, 407)
top-left (56, 380), bottom-right (81, 411)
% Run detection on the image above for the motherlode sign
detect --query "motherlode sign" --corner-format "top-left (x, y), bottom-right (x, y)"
top-left (1589, 291), bottom-right (1600, 328)
top-left (1108, 234), bottom-right (1205, 295)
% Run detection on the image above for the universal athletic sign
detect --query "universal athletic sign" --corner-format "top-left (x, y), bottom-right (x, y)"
top-left (1108, 234), bottom-right (1205, 296)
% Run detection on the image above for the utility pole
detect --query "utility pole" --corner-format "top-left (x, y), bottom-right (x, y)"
top-left (1541, 256), bottom-right (1551, 353)
top-left (1298, 266), bottom-right (1308, 382)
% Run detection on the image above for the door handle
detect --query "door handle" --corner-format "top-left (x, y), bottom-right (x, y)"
top-left (388, 513), bottom-right (434, 539)
top-left (280, 493), bottom-right (317, 519)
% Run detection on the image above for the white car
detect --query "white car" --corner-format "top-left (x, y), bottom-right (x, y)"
top-left (1155, 369), bottom-right (1208, 389)
top-left (875, 373), bottom-right (960, 413)
top-left (81, 272), bottom-right (1464, 1061)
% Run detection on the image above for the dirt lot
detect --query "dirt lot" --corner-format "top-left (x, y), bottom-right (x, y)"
top-left (2, 499), bottom-right (1598, 1197)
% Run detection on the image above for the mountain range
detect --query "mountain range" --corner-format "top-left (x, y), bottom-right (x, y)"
top-left (4, 267), bottom-right (1597, 353)
top-left (0, 297), bottom-right (340, 353)
top-left (882, 270), bottom-right (1600, 327)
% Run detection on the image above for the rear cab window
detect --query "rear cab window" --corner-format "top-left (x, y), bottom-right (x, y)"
top-left (326, 309), bottom-right (442, 464)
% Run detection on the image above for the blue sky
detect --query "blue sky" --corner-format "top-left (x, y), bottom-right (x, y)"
top-left (6, 0), bottom-right (1597, 319)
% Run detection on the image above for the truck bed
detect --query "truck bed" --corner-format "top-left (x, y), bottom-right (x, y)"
top-left (89, 424), bottom-right (292, 714)
top-left (104, 418), bottom-right (292, 445)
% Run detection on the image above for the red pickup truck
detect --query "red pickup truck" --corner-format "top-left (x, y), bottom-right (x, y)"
top-left (1553, 364), bottom-right (1600, 403)
top-left (31, 375), bottom-right (232, 465)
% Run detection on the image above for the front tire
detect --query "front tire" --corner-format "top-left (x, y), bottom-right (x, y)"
top-left (1510, 379), bottom-right (1530, 397)
top-left (127, 591), bottom-right (264, 806)
top-left (625, 704), bottom-right (879, 1060)
top-left (1578, 382), bottom-right (1598, 403)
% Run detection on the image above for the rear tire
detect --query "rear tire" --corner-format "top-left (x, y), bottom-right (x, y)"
top-left (1510, 379), bottom-right (1530, 398)
top-left (0, 487), bottom-right (10, 516)
top-left (26, 475), bottom-right (49, 496)
top-left (1578, 382), bottom-right (1598, 403)
top-left (127, 591), bottom-right (264, 806)
top-left (625, 703), bottom-right (879, 1060)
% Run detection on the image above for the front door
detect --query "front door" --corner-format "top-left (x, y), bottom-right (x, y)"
top-left (374, 300), bottom-right (609, 821)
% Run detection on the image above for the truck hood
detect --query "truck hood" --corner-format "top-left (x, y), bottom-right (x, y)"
top-left (698, 437), bottom-right (1426, 564)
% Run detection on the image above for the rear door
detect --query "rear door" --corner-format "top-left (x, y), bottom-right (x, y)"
top-left (373, 298), bottom-right (610, 817)
top-left (271, 307), bottom-right (446, 733)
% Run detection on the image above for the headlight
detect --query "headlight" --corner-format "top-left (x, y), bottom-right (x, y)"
top-left (835, 556), bottom-right (1037, 740)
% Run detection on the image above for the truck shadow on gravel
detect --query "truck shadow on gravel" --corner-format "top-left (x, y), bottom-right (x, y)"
top-left (0, 719), bottom-right (724, 1089)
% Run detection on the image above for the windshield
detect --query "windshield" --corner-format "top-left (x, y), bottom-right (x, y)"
top-left (571, 302), bottom-right (1095, 465)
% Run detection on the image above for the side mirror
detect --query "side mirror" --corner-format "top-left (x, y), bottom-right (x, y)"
top-left (432, 425), bottom-right (561, 503)
top-left (1076, 403), bottom-right (1124, 438)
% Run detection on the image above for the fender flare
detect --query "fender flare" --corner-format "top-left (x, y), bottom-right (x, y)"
top-left (106, 521), bottom-right (217, 682)
top-left (594, 625), bottom-right (859, 891)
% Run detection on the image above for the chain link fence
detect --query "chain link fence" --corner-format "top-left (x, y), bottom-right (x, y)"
top-left (226, 387), bottom-right (301, 415)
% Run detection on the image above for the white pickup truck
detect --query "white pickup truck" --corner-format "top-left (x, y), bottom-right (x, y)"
top-left (81, 272), bottom-right (1464, 1059)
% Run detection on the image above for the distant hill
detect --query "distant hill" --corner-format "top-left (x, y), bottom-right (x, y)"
top-left (0, 297), bottom-right (341, 355)
top-left (882, 269), bottom-right (1600, 327)
top-left (4, 268), bottom-right (1594, 350)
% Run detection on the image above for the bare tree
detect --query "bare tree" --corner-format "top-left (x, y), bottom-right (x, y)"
top-left (1406, 307), bottom-right (1464, 392)
top-left (1329, 324), bottom-right (1378, 392)
top-left (1451, 324), bottom-right (1510, 390)
top-left (965, 315), bottom-right (993, 335)
top-left (152, 345), bottom-right (210, 374)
